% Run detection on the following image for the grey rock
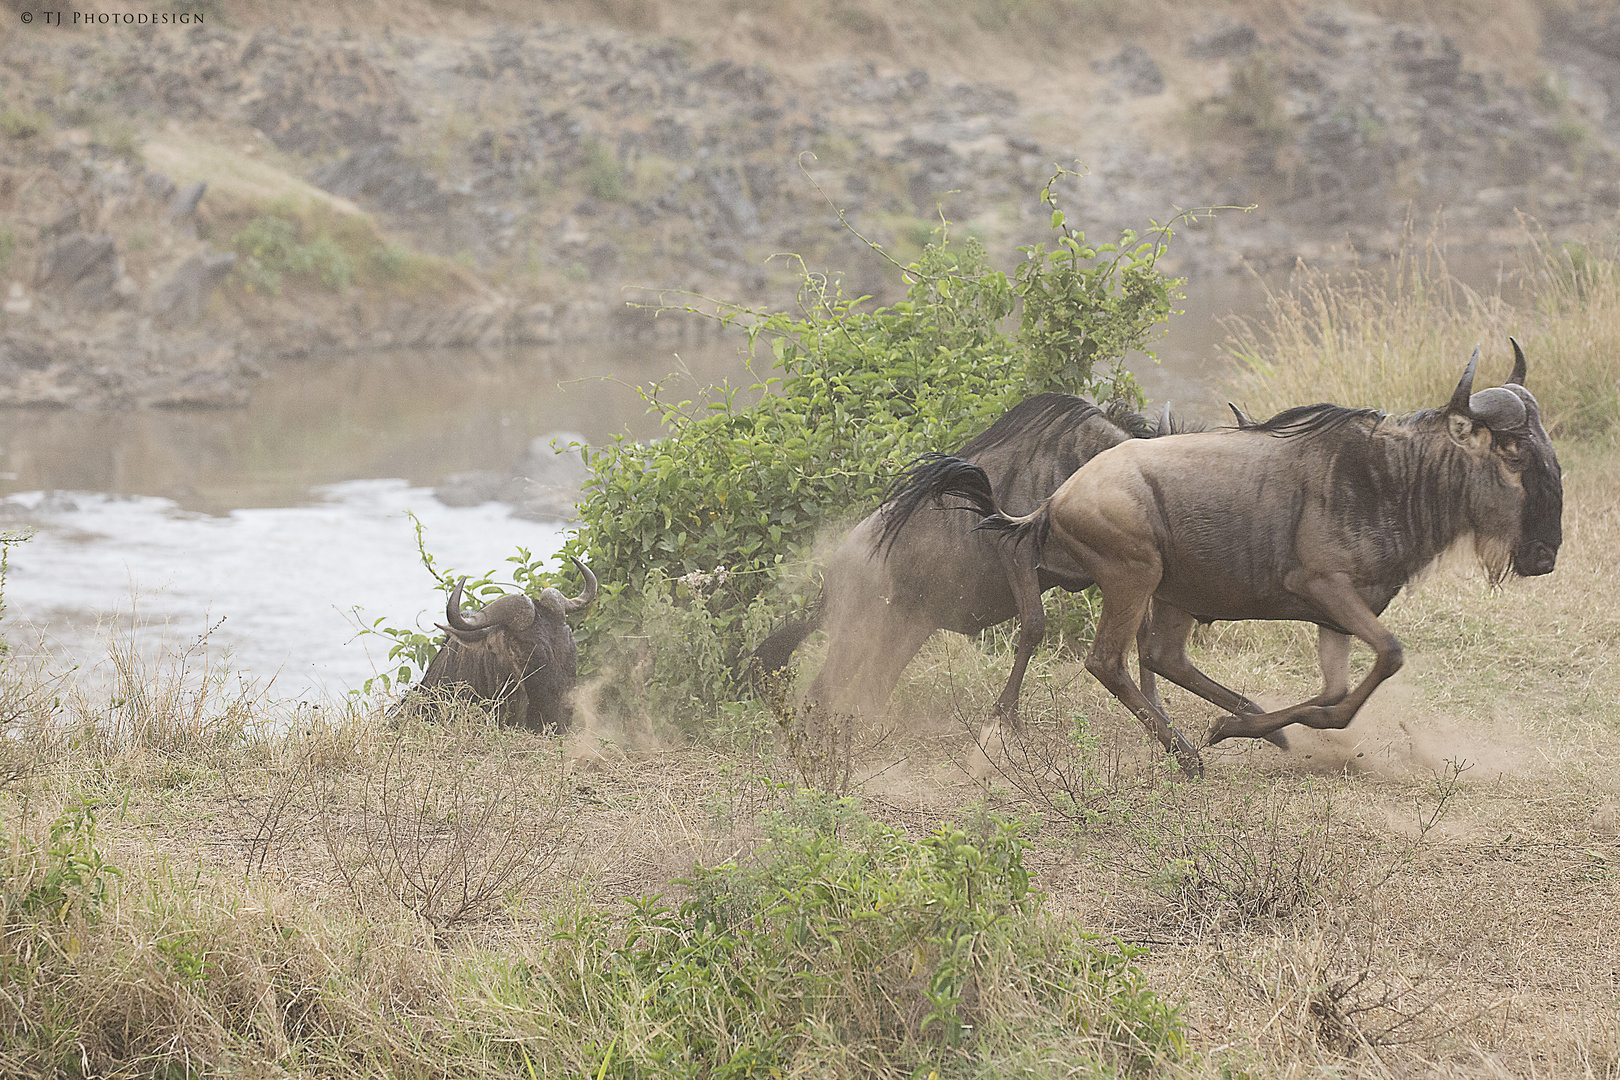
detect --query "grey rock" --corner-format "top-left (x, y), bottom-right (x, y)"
top-left (308, 142), bottom-right (448, 215)
top-left (507, 431), bottom-right (589, 520)
top-left (1190, 19), bottom-right (1259, 59)
top-left (0, 337), bottom-right (52, 372)
top-left (434, 470), bottom-right (507, 508)
top-left (519, 431), bottom-right (589, 489)
top-left (169, 181), bottom-right (208, 219)
top-left (37, 232), bottom-right (123, 309)
top-left (143, 172), bottom-right (176, 201)
top-left (149, 251), bottom-right (237, 328)
top-left (584, 241), bottom-right (620, 280)
top-left (1393, 30), bottom-right (1461, 91)
top-left (39, 208), bottom-right (81, 242)
top-left (1093, 45), bottom-right (1165, 97)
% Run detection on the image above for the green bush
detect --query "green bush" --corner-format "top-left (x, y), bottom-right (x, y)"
top-left (540, 797), bottom-right (1182, 1077)
top-left (230, 215), bottom-right (356, 294)
top-left (559, 178), bottom-right (1180, 723)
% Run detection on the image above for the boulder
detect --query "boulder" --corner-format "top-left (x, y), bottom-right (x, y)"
top-left (434, 470), bottom-right (507, 508)
top-left (1093, 45), bottom-right (1165, 97)
top-left (36, 232), bottom-right (124, 310)
top-left (1189, 20), bottom-right (1259, 60)
top-left (309, 142), bottom-right (448, 215)
top-left (149, 251), bottom-right (237, 328)
top-left (169, 180), bottom-right (208, 219)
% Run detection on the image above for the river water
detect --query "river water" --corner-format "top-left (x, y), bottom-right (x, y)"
top-left (0, 277), bottom-right (1268, 700)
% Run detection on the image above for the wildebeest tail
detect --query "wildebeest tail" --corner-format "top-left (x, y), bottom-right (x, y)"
top-left (875, 452), bottom-right (1049, 557)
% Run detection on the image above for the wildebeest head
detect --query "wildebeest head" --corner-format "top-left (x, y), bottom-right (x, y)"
top-left (441, 558), bottom-right (598, 641)
top-left (1443, 339), bottom-right (1563, 579)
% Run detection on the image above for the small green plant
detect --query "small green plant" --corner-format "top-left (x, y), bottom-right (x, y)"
top-left (6, 797), bottom-right (123, 922)
top-left (230, 215), bottom-right (356, 294)
top-left (584, 139), bottom-right (626, 201)
top-left (0, 108), bottom-right (46, 140)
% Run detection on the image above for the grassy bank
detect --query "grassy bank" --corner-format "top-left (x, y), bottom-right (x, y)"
top-left (2, 233), bottom-right (1619, 1077)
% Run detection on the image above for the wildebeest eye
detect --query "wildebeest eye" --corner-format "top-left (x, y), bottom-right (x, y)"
top-left (1497, 439), bottom-right (1524, 468)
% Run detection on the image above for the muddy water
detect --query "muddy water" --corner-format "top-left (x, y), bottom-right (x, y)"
top-left (0, 279), bottom-right (1269, 699)
top-left (0, 336), bottom-right (763, 697)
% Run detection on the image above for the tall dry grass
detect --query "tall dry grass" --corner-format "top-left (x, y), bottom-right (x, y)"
top-left (1226, 228), bottom-right (1620, 439)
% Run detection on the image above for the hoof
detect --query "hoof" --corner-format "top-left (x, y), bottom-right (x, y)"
top-left (989, 701), bottom-right (1022, 731)
top-left (1171, 732), bottom-right (1205, 778)
top-left (1262, 729), bottom-right (1290, 751)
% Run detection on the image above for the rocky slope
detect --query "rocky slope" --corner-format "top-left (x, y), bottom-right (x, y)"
top-left (1, 1), bottom-right (1617, 407)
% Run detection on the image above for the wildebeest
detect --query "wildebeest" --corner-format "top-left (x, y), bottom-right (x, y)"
top-left (900, 341), bottom-right (1562, 775)
top-left (752, 393), bottom-right (1185, 729)
top-left (405, 557), bottom-right (598, 732)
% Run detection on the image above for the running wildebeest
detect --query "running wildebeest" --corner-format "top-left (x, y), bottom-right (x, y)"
top-left (900, 341), bottom-right (1562, 775)
top-left (404, 558), bottom-right (598, 732)
top-left (750, 394), bottom-right (1312, 737)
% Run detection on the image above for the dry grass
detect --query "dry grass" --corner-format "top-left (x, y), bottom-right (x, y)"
top-left (1227, 226), bottom-right (1620, 439)
top-left (3, 230), bottom-right (1620, 1073)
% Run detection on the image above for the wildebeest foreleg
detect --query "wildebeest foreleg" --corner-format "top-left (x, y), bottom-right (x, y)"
top-left (1085, 569), bottom-right (1204, 776)
top-left (1208, 574), bottom-right (1402, 744)
top-left (990, 545), bottom-right (1047, 726)
top-left (805, 604), bottom-right (933, 735)
top-left (1138, 602), bottom-right (1290, 750)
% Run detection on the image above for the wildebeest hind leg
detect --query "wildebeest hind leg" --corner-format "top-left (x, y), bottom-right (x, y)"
top-left (1139, 603), bottom-right (1289, 750)
top-left (1086, 577), bottom-right (1203, 776)
top-left (1208, 575), bottom-right (1402, 745)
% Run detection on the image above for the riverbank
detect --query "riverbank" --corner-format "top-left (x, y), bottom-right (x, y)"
top-left (3, 0), bottom-right (1618, 408)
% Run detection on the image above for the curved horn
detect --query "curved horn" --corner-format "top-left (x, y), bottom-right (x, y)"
top-left (445, 578), bottom-right (537, 632)
top-left (1448, 345), bottom-right (1480, 414)
top-left (1157, 401), bottom-right (1172, 437)
top-left (1468, 386), bottom-right (1527, 430)
top-left (1228, 402), bottom-right (1254, 427)
top-left (444, 578), bottom-right (477, 632)
top-left (564, 556), bottom-right (598, 614)
top-left (1508, 337), bottom-right (1527, 386)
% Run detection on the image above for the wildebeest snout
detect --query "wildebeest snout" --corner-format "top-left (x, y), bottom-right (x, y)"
top-left (1516, 539), bottom-right (1557, 577)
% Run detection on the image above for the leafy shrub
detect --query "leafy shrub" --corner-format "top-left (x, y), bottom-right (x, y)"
top-left (561, 177), bottom-right (1180, 722)
top-left (230, 215), bottom-right (356, 294)
top-left (542, 797), bottom-right (1182, 1077)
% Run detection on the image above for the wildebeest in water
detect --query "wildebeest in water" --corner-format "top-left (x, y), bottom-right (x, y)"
top-left (402, 557), bottom-right (598, 733)
top-left (901, 341), bottom-right (1563, 775)
top-left (752, 393), bottom-right (1233, 731)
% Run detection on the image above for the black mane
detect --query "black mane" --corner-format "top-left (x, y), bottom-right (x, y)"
top-left (1242, 403), bottom-right (1387, 439)
top-left (951, 393), bottom-right (1105, 459)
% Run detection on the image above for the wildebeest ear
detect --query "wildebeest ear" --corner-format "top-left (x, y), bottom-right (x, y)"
top-left (1446, 411), bottom-right (1482, 448)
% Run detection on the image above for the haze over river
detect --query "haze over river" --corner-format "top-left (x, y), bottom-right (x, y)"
top-left (0, 281), bottom-right (1264, 700)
